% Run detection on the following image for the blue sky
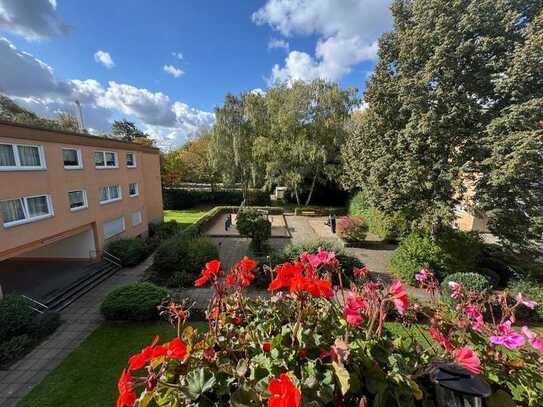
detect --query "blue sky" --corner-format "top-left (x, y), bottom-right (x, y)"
top-left (0, 0), bottom-right (392, 148)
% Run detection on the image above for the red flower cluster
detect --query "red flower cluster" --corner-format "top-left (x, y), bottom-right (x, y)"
top-left (226, 256), bottom-right (257, 288)
top-left (128, 336), bottom-right (188, 371)
top-left (267, 373), bottom-right (301, 407)
top-left (195, 260), bottom-right (222, 286)
top-left (117, 369), bottom-right (136, 407)
top-left (268, 261), bottom-right (333, 298)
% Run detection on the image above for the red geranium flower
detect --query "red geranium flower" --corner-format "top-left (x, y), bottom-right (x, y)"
top-left (267, 373), bottom-right (301, 407)
top-left (128, 335), bottom-right (160, 370)
top-left (428, 328), bottom-right (453, 351)
top-left (268, 261), bottom-right (333, 299)
top-left (353, 266), bottom-right (369, 277)
top-left (152, 337), bottom-right (187, 361)
top-left (195, 260), bottom-right (222, 286)
top-left (454, 346), bottom-right (481, 375)
top-left (226, 256), bottom-right (257, 288)
top-left (389, 280), bottom-right (408, 315)
top-left (262, 341), bottom-right (272, 352)
top-left (117, 369), bottom-right (137, 407)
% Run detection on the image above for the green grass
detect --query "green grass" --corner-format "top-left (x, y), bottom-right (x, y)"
top-left (163, 208), bottom-right (210, 227)
top-left (19, 321), bottom-right (206, 407)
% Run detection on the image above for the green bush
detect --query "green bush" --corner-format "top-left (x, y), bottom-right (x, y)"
top-left (106, 238), bottom-right (149, 267)
top-left (236, 209), bottom-right (272, 252)
top-left (390, 232), bottom-right (446, 284)
top-left (441, 273), bottom-right (491, 304)
top-left (0, 295), bottom-right (35, 343)
top-left (390, 230), bottom-right (485, 284)
top-left (348, 190), bottom-right (371, 218)
top-left (100, 283), bottom-right (169, 321)
top-left (507, 279), bottom-right (543, 322)
top-left (367, 207), bottom-right (410, 242)
top-left (0, 334), bottom-right (33, 368)
top-left (150, 236), bottom-right (219, 287)
top-left (149, 220), bottom-right (182, 241)
top-left (30, 311), bottom-right (61, 339)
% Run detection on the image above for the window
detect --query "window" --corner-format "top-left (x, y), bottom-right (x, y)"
top-left (94, 151), bottom-right (118, 168)
top-left (103, 216), bottom-right (125, 239)
top-left (99, 185), bottom-right (122, 204)
top-left (63, 148), bottom-right (83, 169)
top-left (68, 190), bottom-right (88, 211)
top-left (0, 195), bottom-right (53, 227)
top-left (0, 143), bottom-right (46, 170)
top-left (128, 183), bottom-right (139, 197)
top-left (131, 211), bottom-right (143, 226)
top-left (126, 152), bottom-right (136, 167)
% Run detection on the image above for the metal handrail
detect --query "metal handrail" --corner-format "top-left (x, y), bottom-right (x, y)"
top-left (22, 295), bottom-right (49, 314)
top-left (88, 249), bottom-right (122, 267)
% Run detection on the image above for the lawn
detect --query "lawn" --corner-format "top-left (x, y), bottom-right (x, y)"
top-left (163, 207), bottom-right (210, 227)
top-left (19, 321), bottom-right (206, 407)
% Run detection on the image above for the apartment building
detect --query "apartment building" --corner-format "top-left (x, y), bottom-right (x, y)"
top-left (0, 121), bottom-right (163, 262)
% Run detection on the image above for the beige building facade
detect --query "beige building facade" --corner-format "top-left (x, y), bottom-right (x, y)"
top-left (0, 121), bottom-right (163, 262)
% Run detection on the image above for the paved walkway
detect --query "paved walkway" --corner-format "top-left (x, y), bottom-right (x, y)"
top-left (0, 256), bottom-right (152, 407)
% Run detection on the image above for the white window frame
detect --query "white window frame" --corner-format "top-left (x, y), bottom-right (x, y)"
top-left (126, 152), bottom-right (137, 168)
top-left (128, 182), bottom-right (139, 197)
top-left (0, 143), bottom-right (47, 171)
top-left (103, 216), bottom-right (126, 239)
top-left (99, 185), bottom-right (122, 205)
top-left (62, 147), bottom-right (83, 170)
top-left (94, 150), bottom-right (118, 169)
top-left (131, 211), bottom-right (143, 226)
top-left (68, 190), bottom-right (88, 212)
top-left (1, 194), bottom-right (54, 228)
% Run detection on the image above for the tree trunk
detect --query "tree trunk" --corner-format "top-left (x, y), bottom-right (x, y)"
top-left (304, 173), bottom-right (318, 207)
top-left (294, 188), bottom-right (301, 207)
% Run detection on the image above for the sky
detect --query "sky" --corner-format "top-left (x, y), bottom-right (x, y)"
top-left (0, 0), bottom-right (393, 149)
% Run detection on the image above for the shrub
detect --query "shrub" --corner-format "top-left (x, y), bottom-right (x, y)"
top-left (236, 209), bottom-right (272, 252)
top-left (150, 236), bottom-right (218, 287)
top-left (441, 272), bottom-right (491, 304)
top-left (107, 238), bottom-right (149, 267)
top-left (0, 295), bottom-right (35, 343)
top-left (367, 207), bottom-right (411, 242)
top-left (100, 283), bottom-right (168, 321)
top-left (390, 230), bottom-right (485, 284)
top-left (507, 279), bottom-right (543, 322)
top-left (348, 190), bottom-right (371, 218)
top-left (149, 220), bottom-right (182, 241)
top-left (336, 215), bottom-right (368, 243)
top-left (0, 334), bottom-right (33, 368)
top-left (390, 232), bottom-right (446, 284)
top-left (30, 312), bottom-right (61, 339)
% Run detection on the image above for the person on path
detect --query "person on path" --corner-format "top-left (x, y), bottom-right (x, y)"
top-left (331, 214), bottom-right (336, 234)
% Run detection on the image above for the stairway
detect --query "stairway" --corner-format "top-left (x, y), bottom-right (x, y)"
top-left (21, 252), bottom-right (123, 313)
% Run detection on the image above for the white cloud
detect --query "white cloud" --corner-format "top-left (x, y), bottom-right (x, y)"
top-left (163, 64), bottom-right (184, 78)
top-left (253, 0), bottom-right (391, 82)
top-left (268, 38), bottom-right (289, 52)
top-left (171, 51), bottom-right (183, 60)
top-left (0, 0), bottom-right (70, 40)
top-left (250, 88), bottom-right (266, 96)
top-left (94, 50), bottom-right (115, 69)
top-left (0, 36), bottom-right (214, 148)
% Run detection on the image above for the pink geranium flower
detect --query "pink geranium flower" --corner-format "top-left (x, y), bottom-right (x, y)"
top-left (415, 268), bottom-right (431, 282)
top-left (521, 326), bottom-right (543, 353)
top-left (307, 247), bottom-right (338, 268)
top-left (388, 280), bottom-right (408, 315)
top-left (464, 305), bottom-right (484, 331)
top-left (490, 321), bottom-right (525, 349)
top-left (353, 266), bottom-right (369, 277)
top-left (516, 293), bottom-right (538, 309)
top-left (448, 281), bottom-right (462, 299)
top-left (454, 347), bottom-right (481, 374)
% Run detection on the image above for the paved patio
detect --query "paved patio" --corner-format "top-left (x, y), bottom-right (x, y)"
top-left (202, 213), bottom-right (290, 238)
top-left (0, 255), bottom-right (152, 407)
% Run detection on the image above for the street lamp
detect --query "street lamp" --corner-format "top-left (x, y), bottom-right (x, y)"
top-left (429, 363), bottom-right (491, 407)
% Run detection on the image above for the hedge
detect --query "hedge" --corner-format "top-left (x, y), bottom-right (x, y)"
top-left (106, 238), bottom-right (151, 267)
top-left (163, 188), bottom-right (270, 210)
top-left (100, 283), bottom-right (169, 321)
top-left (441, 273), bottom-right (491, 305)
top-left (0, 295), bottom-right (61, 368)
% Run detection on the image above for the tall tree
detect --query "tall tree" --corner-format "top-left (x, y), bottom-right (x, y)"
top-left (111, 119), bottom-right (155, 147)
top-left (342, 0), bottom-right (541, 245)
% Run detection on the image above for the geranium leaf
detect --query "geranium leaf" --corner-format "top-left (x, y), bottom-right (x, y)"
top-left (332, 361), bottom-right (350, 395)
top-left (180, 368), bottom-right (216, 400)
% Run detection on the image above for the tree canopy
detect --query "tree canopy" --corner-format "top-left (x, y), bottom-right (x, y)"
top-left (111, 119), bottom-right (155, 147)
top-left (341, 0), bottom-right (542, 251)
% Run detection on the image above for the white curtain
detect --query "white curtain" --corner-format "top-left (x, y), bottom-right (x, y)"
top-left (94, 152), bottom-right (105, 166)
top-left (69, 191), bottom-right (84, 207)
top-left (99, 187), bottom-right (109, 201)
top-left (18, 146), bottom-right (41, 166)
top-left (0, 199), bottom-right (25, 223)
top-left (26, 196), bottom-right (49, 217)
top-left (63, 149), bottom-right (79, 166)
top-left (109, 185), bottom-right (120, 199)
top-left (0, 145), bottom-right (16, 166)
